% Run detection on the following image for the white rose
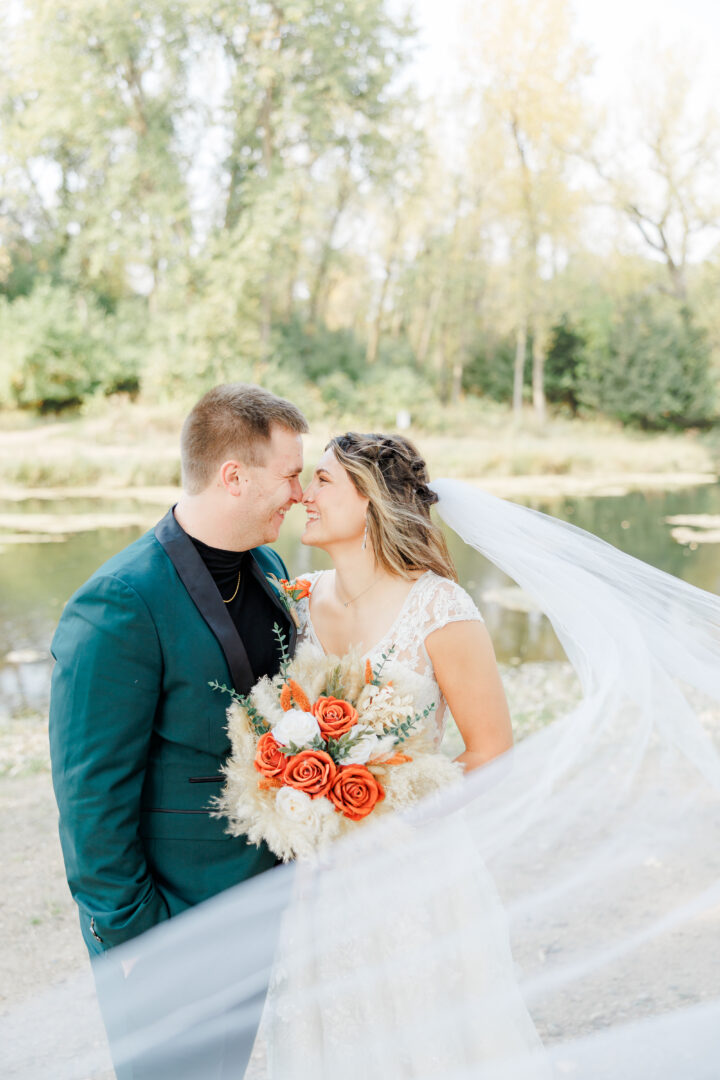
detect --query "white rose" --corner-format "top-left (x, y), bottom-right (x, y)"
top-left (340, 728), bottom-right (398, 765)
top-left (275, 787), bottom-right (335, 827)
top-left (271, 708), bottom-right (321, 748)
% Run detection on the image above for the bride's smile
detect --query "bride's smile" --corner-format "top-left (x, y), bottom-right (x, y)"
top-left (301, 447), bottom-right (369, 550)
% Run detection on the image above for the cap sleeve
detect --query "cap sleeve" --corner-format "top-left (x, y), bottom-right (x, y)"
top-left (421, 577), bottom-right (484, 641)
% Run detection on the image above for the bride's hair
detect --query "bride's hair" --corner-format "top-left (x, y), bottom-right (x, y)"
top-left (328, 432), bottom-right (457, 581)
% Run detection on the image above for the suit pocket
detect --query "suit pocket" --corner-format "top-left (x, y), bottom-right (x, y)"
top-left (140, 808), bottom-right (233, 841)
top-left (188, 775), bottom-right (224, 784)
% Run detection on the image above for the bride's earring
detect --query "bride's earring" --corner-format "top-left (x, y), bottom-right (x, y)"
top-left (361, 518), bottom-right (368, 550)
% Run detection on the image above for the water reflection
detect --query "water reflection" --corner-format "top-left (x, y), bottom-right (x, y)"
top-left (2, 483), bottom-right (719, 720)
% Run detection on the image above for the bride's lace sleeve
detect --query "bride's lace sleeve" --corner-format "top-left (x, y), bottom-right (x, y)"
top-left (421, 576), bottom-right (484, 638)
top-left (397, 574), bottom-right (484, 678)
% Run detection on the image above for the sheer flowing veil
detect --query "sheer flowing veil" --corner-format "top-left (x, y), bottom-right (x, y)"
top-left (4, 479), bottom-right (720, 1078)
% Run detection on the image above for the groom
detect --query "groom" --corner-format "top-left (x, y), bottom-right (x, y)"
top-left (49, 383), bottom-right (307, 960)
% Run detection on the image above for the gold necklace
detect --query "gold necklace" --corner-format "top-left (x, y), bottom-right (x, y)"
top-left (338, 576), bottom-right (380, 608)
top-left (223, 570), bottom-right (241, 604)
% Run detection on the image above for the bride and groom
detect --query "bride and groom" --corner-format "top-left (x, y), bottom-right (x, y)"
top-left (49, 381), bottom-right (522, 1076)
top-left (48, 381), bottom-right (720, 1078)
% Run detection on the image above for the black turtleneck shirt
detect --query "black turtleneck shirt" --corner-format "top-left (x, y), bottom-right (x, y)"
top-left (189, 536), bottom-right (283, 685)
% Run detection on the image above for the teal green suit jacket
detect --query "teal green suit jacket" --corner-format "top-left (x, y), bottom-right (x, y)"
top-left (49, 508), bottom-right (294, 956)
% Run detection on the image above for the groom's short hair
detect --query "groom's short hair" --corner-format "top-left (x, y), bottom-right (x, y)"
top-left (181, 383), bottom-right (308, 494)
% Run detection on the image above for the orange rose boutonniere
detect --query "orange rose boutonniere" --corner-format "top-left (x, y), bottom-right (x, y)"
top-left (267, 575), bottom-right (312, 630)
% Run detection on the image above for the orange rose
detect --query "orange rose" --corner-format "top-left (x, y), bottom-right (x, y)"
top-left (281, 578), bottom-right (312, 601)
top-left (312, 696), bottom-right (359, 740)
top-left (329, 765), bottom-right (385, 821)
top-left (283, 749), bottom-right (337, 799)
top-left (254, 733), bottom-right (287, 781)
top-left (291, 578), bottom-right (312, 600)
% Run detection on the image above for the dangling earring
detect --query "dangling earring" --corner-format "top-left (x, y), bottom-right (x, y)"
top-left (361, 518), bottom-right (368, 550)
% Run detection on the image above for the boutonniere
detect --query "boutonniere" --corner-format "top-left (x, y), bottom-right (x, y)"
top-left (266, 575), bottom-right (312, 628)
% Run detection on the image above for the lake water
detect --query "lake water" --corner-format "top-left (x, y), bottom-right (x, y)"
top-left (2, 483), bottom-right (719, 721)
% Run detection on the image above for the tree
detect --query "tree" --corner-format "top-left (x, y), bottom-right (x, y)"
top-left (595, 48), bottom-right (720, 305)
top-left (459, 0), bottom-right (593, 422)
top-left (578, 294), bottom-right (715, 428)
top-left (3, 0), bottom-right (193, 305)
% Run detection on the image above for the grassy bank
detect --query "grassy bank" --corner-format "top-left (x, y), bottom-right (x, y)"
top-left (0, 398), bottom-right (718, 492)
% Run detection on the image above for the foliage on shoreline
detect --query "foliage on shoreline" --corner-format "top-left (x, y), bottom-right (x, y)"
top-left (0, 399), bottom-right (717, 493)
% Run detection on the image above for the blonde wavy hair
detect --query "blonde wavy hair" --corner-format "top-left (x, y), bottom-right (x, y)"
top-left (327, 433), bottom-right (457, 582)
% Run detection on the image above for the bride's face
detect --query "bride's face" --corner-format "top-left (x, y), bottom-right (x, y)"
top-left (301, 448), bottom-right (369, 549)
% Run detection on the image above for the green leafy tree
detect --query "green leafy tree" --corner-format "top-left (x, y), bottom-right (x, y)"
top-left (544, 317), bottom-right (584, 414)
top-left (0, 281), bottom-right (137, 411)
top-left (578, 295), bottom-right (716, 428)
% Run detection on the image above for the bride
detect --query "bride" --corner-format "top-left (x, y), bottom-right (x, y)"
top-left (255, 432), bottom-right (550, 1079)
top-left (299, 431), bottom-right (514, 772)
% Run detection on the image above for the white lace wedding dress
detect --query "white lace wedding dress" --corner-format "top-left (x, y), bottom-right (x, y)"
top-left (250, 570), bottom-right (552, 1080)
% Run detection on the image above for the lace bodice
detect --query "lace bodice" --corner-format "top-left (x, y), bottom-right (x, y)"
top-left (295, 570), bottom-right (483, 744)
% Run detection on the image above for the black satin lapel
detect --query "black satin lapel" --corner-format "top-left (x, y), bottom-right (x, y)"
top-left (248, 554), bottom-right (298, 654)
top-left (154, 508), bottom-right (254, 692)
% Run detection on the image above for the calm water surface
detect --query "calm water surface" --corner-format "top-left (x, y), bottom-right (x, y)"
top-left (2, 485), bottom-right (719, 720)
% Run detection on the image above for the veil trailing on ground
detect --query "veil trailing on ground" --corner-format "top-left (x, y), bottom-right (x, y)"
top-left (4, 479), bottom-right (720, 1078)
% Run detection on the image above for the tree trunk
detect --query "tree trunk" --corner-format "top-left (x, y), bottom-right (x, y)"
top-left (309, 174), bottom-right (350, 325)
top-left (513, 320), bottom-right (527, 419)
top-left (531, 323), bottom-right (546, 423)
top-left (416, 285), bottom-right (441, 368)
top-left (451, 359), bottom-right (464, 404)
top-left (366, 252), bottom-right (396, 365)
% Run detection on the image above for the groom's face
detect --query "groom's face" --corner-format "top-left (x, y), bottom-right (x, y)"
top-left (242, 425), bottom-right (304, 544)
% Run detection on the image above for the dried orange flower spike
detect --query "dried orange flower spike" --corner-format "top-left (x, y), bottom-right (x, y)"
top-left (258, 775), bottom-right (284, 790)
top-left (288, 679), bottom-right (311, 713)
top-left (364, 659), bottom-right (373, 685)
top-left (280, 684), bottom-right (292, 711)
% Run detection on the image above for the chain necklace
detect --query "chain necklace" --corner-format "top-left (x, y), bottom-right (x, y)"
top-left (338, 576), bottom-right (380, 608)
top-left (222, 570), bottom-right (242, 604)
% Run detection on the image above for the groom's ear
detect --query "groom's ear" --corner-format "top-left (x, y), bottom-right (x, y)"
top-left (218, 458), bottom-right (250, 495)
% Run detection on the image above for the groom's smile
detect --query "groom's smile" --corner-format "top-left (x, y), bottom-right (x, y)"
top-left (245, 426), bottom-right (305, 545)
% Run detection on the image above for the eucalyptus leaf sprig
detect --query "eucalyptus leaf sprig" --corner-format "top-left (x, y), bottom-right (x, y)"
top-left (370, 643), bottom-right (397, 686)
top-left (209, 680), bottom-right (270, 737)
top-left (273, 622), bottom-right (292, 680)
top-left (382, 703), bottom-right (435, 744)
top-left (208, 679), bottom-right (243, 704)
top-left (277, 735), bottom-right (326, 758)
top-left (324, 726), bottom-right (368, 761)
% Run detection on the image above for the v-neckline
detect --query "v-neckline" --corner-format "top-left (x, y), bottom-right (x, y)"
top-left (305, 570), bottom-right (430, 660)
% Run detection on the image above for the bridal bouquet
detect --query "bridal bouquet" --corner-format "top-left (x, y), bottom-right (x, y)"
top-left (213, 614), bottom-right (463, 861)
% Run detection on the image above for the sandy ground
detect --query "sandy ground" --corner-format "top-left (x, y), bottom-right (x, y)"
top-left (0, 771), bottom-right (91, 1010)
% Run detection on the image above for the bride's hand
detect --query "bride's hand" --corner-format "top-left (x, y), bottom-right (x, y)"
top-left (425, 620), bottom-right (514, 770)
top-left (454, 749), bottom-right (493, 773)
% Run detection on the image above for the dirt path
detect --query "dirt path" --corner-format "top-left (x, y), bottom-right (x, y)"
top-left (0, 772), bottom-right (90, 1010)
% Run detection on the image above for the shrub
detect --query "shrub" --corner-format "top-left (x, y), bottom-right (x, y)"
top-left (577, 296), bottom-right (716, 428)
top-left (0, 282), bottom-right (140, 412)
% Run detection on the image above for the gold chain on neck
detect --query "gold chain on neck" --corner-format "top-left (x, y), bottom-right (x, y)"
top-left (222, 570), bottom-right (242, 604)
